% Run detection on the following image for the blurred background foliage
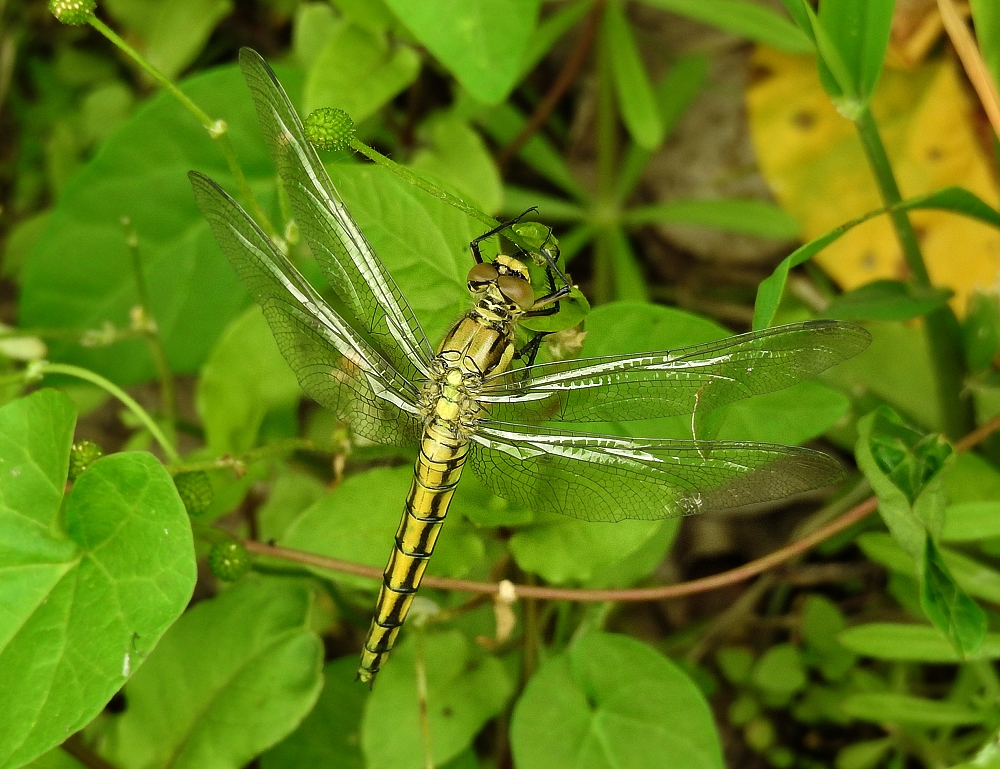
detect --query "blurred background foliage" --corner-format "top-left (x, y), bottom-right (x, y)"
top-left (3, 0), bottom-right (1000, 768)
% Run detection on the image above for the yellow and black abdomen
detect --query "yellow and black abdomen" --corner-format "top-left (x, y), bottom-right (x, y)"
top-left (357, 310), bottom-right (515, 684)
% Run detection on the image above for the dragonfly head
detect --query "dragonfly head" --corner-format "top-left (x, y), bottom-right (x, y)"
top-left (467, 255), bottom-right (534, 312)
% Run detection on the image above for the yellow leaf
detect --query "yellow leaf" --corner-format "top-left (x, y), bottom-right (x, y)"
top-left (747, 47), bottom-right (1000, 313)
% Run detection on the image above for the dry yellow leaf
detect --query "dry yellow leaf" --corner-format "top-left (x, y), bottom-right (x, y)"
top-left (747, 47), bottom-right (1000, 313)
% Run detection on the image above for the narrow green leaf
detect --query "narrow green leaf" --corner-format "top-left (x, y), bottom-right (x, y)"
top-left (511, 633), bottom-right (724, 769)
top-left (963, 289), bottom-right (1000, 373)
top-left (260, 657), bottom-right (368, 769)
top-left (972, 0), bottom-right (1000, 93)
top-left (197, 306), bottom-right (301, 456)
top-left (835, 739), bottom-right (894, 769)
top-left (385, 0), bottom-right (542, 104)
top-left (839, 623), bottom-right (1000, 662)
top-left (638, 0), bottom-right (812, 53)
top-left (0, 389), bottom-right (195, 769)
top-left (608, 227), bottom-right (649, 301)
top-left (603, 1), bottom-right (663, 150)
top-left (921, 536), bottom-right (987, 657)
top-left (753, 186), bottom-right (1000, 330)
top-left (362, 631), bottom-right (513, 769)
top-left (841, 693), bottom-right (989, 726)
top-left (623, 199), bottom-right (800, 239)
top-left (519, 0), bottom-right (590, 76)
top-left (942, 501), bottom-right (1000, 542)
top-left (106, 579), bottom-right (323, 769)
top-left (822, 280), bottom-right (952, 322)
top-left (501, 185), bottom-right (585, 222)
top-left (816, 0), bottom-right (895, 112)
top-left (303, 22), bottom-right (420, 120)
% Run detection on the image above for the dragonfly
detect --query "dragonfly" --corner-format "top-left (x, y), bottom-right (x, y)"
top-left (190, 48), bottom-right (871, 685)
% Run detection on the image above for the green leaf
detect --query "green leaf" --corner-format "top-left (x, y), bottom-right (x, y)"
top-left (410, 115), bottom-right (503, 214)
top-left (942, 501), bottom-right (1000, 542)
top-left (519, 0), bottom-right (590, 76)
top-left (511, 633), bottom-right (723, 769)
top-left (385, 0), bottom-right (542, 104)
top-left (921, 536), bottom-right (987, 656)
top-left (815, 0), bottom-right (894, 115)
top-left (292, 2), bottom-right (341, 69)
top-left (22, 749), bottom-right (85, 769)
top-left (196, 306), bottom-right (301, 456)
top-left (362, 630), bottom-right (513, 769)
top-left (949, 734), bottom-right (1000, 769)
top-left (972, 0), bottom-right (1000, 93)
top-left (963, 289), bottom-right (1000, 373)
top-left (835, 738), bottom-right (895, 769)
top-left (281, 466), bottom-right (485, 583)
top-left (260, 656), bottom-right (368, 769)
top-left (716, 379), bottom-right (849, 446)
top-left (501, 185), bottom-right (586, 222)
top-left (303, 22), bottom-right (420, 121)
top-left (716, 647), bottom-right (755, 685)
top-left (623, 199), bottom-right (800, 239)
top-left (823, 280), bottom-right (952, 322)
top-left (257, 470), bottom-right (328, 543)
top-left (603, 1), bottom-right (663, 150)
top-left (21, 66), bottom-right (303, 384)
top-left (840, 693), bottom-right (989, 726)
top-left (837, 623), bottom-right (995, 663)
top-left (105, 578), bottom-right (323, 769)
top-left (750, 644), bottom-right (807, 697)
top-left (802, 595), bottom-right (855, 680)
top-left (638, 0), bottom-right (812, 53)
top-left (607, 227), bottom-right (649, 301)
top-left (0, 390), bottom-right (195, 769)
top-left (753, 187), bottom-right (1000, 330)
top-left (104, 0), bottom-right (233, 79)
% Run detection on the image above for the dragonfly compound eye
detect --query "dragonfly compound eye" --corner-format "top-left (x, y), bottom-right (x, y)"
top-left (467, 262), bottom-right (499, 292)
top-left (497, 275), bottom-right (535, 310)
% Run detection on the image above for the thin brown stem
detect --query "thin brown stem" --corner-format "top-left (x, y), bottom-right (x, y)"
top-left (240, 413), bottom-right (1000, 604)
top-left (62, 734), bottom-right (119, 769)
top-left (496, 0), bottom-right (606, 170)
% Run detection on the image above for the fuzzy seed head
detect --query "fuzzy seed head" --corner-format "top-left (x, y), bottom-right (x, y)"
top-left (49, 0), bottom-right (96, 25)
top-left (304, 107), bottom-right (355, 151)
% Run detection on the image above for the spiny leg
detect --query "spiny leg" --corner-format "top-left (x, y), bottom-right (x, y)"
top-left (469, 207), bottom-right (539, 263)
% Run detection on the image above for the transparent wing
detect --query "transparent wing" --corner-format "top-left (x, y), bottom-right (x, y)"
top-left (469, 422), bottom-right (845, 522)
top-left (238, 47), bottom-right (434, 380)
top-left (480, 320), bottom-right (871, 423)
top-left (190, 171), bottom-right (423, 447)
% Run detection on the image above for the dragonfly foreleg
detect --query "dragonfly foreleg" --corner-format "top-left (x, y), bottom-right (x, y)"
top-left (469, 208), bottom-right (539, 263)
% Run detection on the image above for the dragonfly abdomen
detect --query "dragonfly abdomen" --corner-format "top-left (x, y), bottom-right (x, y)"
top-left (357, 419), bottom-right (470, 684)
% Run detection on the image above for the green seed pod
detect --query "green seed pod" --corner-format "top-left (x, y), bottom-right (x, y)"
top-left (173, 471), bottom-right (214, 515)
top-left (49, 0), bottom-right (96, 25)
top-left (304, 107), bottom-right (355, 152)
top-left (68, 440), bottom-right (104, 482)
top-left (208, 540), bottom-right (251, 582)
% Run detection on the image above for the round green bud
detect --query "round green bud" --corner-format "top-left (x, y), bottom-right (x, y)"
top-left (68, 440), bottom-right (104, 482)
top-left (173, 471), bottom-right (213, 516)
top-left (208, 540), bottom-right (251, 582)
top-left (744, 716), bottom-right (776, 753)
top-left (304, 108), bottom-right (355, 152)
top-left (49, 0), bottom-right (96, 25)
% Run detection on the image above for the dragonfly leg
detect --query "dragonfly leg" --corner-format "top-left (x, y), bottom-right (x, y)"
top-left (469, 208), bottom-right (539, 263)
top-left (515, 332), bottom-right (549, 366)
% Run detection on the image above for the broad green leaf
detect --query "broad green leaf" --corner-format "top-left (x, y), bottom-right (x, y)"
top-left (333, 0), bottom-right (395, 33)
top-left (972, 0), bottom-right (1000, 92)
top-left (0, 390), bottom-right (195, 769)
top-left (511, 633), bottom-right (724, 769)
top-left (411, 114), bottom-right (503, 214)
top-left (196, 306), bottom-right (301, 456)
top-left (751, 644), bottom-right (806, 697)
top-left (841, 693), bottom-right (989, 726)
top-left (942, 501), bottom-right (1000, 542)
top-left (715, 379), bottom-right (849, 446)
top-left (293, 2), bottom-right (342, 70)
top-left (753, 187), bottom-right (1000, 330)
top-left (823, 280), bottom-right (952, 322)
top-left (105, 578), bottom-right (324, 769)
top-left (2, 210), bottom-right (50, 282)
top-left (945, 453), bottom-right (1000, 505)
top-left (21, 66), bottom-right (303, 384)
top-left (280, 466), bottom-right (485, 584)
top-left (815, 0), bottom-right (894, 115)
top-left (802, 595), bottom-right (855, 681)
top-left (261, 656), bottom-right (368, 769)
top-left (473, 102), bottom-right (587, 200)
top-left (716, 647), bottom-right (755, 685)
top-left (603, 1), bottom-right (663, 150)
top-left (303, 22), bottom-right (420, 120)
top-left (921, 536), bottom-right (987, 657)
top-left (639, 0), bottom-right (812, 53)
top-left (385, 0), bottom-right (541, 104)
top-left (258, 470), bottom-right (328, 543)
top-left (623, 199), bottom-right (800, 239)
top-left (362, 630), bottom-right (513, 769)
top-left (104, 0), bottom-right (233, 79)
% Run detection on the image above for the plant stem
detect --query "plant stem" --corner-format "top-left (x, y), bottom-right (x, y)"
top-left (89, 17), bottom-right (279, 240)
top-left (123, 219), bottom-right (177, 446)
top-left (854, 106), bottom-right (972, 437)
top-left (37, 362), bottom-right (180, 464)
